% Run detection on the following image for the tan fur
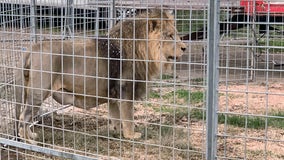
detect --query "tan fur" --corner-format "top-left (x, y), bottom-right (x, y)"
top-left (15, 9), bottom-right (186, 143)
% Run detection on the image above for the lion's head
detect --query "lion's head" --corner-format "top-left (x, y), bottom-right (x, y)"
top-left (109, 9), bottom-right (186, 79)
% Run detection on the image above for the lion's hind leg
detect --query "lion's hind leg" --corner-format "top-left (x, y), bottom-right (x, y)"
top-left (18, 90), bottom-right (46, 144)
top-left (18, 72), bottom-right (52, 144)
top-left (14, 53), bottom-right (31, 140)
top-left (14, 70), bottom-right (28, 140)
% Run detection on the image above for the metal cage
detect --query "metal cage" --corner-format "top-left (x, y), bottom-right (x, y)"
top-left (0, 0), bottom-right (283, 159)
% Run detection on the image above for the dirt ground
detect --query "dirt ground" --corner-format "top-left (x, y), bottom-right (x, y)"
top-left (1, 39), bottom-right (284, 159)
top-left (1, 81), bottom-right (283, 160)
top-left (217, 82), bottom-right (284, 160)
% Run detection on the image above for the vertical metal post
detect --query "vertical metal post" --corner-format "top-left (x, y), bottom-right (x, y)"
top-left (250, 0), bottom-right (257, 81)
top-left (109, 0), bottom-right (116, 29)
top-left (95, 7), bottom-right (99, 37)
top-left (206, 0), bottom-right (220, 159)
top-left (65, 0), bottom-right (74, 38)
top-left (30, 0), bottom-right (37, 43)
top-left (20, 3), bottom-right (23, 30)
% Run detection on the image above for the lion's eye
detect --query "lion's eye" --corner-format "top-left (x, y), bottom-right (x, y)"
top-left (163, 33), bottom-right (175, 40)
top-left (169, 35), bottom-right (174, 40)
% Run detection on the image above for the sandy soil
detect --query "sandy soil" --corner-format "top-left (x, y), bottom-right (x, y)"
top-left (1, 40), bottom-right (283, 159)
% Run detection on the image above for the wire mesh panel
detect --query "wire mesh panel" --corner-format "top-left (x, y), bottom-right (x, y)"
top-left (1, 0), bottom-right (283, 160)
top-left (217, 0), bottom-right (284, 159)
top-left (0, 0), bottom-right (209, 159)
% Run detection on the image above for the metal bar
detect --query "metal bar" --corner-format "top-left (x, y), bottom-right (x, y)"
top-left (64, 0), bottom-right (74, 38)
top-left (29, 105), bottom-right (71, 128)
top-left (206, 0), bottom-right (220, 159)
top-left (109, 0), bottom-right (116, 29)
top-left (95, 6), bottom-right (99, 37)
top-left (0, 138), bottom-right (98, 160)
top-left (250, 0), bottom-right (257, 81)
top-left (30, 0), bottom-right (37, 43)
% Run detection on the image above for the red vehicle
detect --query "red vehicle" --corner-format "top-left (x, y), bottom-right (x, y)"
top-left (184, 0), bottom-right (284, 40)
top-left (240, 0), bottom-right (284, 15)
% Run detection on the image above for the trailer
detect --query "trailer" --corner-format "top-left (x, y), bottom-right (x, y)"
top-left (182, 0), bottom-right (284, 40)
top-left (240, 0), bottom-right (284, 15)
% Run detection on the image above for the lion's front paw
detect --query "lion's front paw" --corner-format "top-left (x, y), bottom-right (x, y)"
top-left (18, 124), bottom-right (38, 144)
top-left (123, 131), bottom-right (142, 139)
top-left (110, 120), bottom-right (121, 132)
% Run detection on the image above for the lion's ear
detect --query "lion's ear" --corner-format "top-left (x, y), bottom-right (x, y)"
top-left (148, 20), bottom-right (160, 32)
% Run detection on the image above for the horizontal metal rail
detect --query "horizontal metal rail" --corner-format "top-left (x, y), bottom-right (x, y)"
top-left (0, 138), bottom-right (98, 160)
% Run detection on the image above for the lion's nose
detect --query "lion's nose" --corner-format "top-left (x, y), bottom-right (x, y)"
top-left (181, 47), bottom-right (186, 52)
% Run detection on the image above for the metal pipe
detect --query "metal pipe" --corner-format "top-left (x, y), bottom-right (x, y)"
top-left (206, 0), bottom-right (220, 159)
top-left (30, 0), bottom-right (37, 43)
top-left (0, 138), bottom-right (98, 160)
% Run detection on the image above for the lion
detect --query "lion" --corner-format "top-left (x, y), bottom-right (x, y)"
top-left (14, 9), bottom-right (186, 143)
